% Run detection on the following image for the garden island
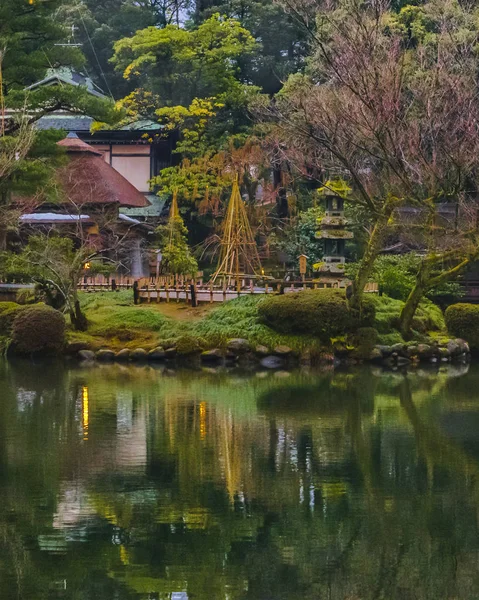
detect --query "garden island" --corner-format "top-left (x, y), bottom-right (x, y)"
top-left (2, 0), bottom-right (479, 598)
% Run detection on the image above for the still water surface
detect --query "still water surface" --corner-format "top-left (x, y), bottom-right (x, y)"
top-left (1, 360), bottom-right (479, 599)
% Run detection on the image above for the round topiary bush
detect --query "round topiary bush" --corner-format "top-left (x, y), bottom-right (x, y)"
top-left (445, 303), bottom-right (479, 350)
top-left (11, 305), bottom-right (66, 355)
top-left (0, 302), bottom-right (28, 336)
top-left (258, 289), bottom-right (375, 341)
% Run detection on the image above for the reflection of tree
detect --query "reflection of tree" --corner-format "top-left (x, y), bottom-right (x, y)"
top-left (1, 364), bottom-right (479, 599)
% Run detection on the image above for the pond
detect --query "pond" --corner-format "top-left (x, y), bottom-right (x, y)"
top-left (1, 360), bottom-right (479, 599)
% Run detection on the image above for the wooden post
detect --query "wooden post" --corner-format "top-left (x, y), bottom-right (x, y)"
top-left (210, 282), bottom-right (214, 304)
top-left (166, 285), bottom-right (170, 303)
top-left (133, 281), bottom-right (140, 305)
top-left (222, 278), bottom-right (227, 302)
top-left (190, 281), bottom-right (197, 307)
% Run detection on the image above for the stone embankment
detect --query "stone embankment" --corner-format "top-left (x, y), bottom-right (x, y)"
top-left (66, 337), bottom-right (471, 369)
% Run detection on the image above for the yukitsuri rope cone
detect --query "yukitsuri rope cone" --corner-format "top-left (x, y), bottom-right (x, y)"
top-left (211, 178), bottom-right (262, 289)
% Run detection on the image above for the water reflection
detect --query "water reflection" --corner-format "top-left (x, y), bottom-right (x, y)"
top-left (0, 361), bottom-right (478, 599)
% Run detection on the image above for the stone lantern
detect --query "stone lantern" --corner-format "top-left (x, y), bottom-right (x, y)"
top-left (315, 187), bottom-right (353, 287)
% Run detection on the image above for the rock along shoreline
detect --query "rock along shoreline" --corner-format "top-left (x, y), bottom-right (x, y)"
top-left (61, 337), bottom-right (472, 371)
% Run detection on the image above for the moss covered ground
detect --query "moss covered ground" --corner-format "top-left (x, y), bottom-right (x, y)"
top-left (65, 291), bottom-right (447, 353)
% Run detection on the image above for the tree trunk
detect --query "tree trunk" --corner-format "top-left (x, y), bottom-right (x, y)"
top-left (273, 166), bottom-right (289, 219)
top-left (70, 300), bottom-right (88, 331)
top-left (349, 199), bottom-right (396, 310)
top-left (0, 224), bottom-right (7, 252)
top-left (399, 261), bottom-right (432, 338)
top-left (399, 254), bottom-right (472, 338)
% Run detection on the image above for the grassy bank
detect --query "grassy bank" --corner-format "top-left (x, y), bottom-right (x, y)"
top-left (66, 291), bottom-right (447, 354)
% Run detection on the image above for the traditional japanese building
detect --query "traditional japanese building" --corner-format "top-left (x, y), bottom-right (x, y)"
top-left (27, 68), bottom-right (173, 223)
top-left (19, 134), bottom-right (153, 277)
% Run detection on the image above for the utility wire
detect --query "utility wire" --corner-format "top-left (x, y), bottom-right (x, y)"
top-left (75, 1), bottom-right (115, 101)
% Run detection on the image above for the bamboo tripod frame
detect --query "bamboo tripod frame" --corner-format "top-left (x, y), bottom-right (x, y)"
top-left (211, 179), bottom-right (262, 287)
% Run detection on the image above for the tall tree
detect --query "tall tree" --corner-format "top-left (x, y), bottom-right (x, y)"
top-left (191, 0), bottom-right (308, 94)
top-left (258, 0), bottom-right (479, 309)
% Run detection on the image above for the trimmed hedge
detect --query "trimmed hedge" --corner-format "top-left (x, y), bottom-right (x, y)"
top-left (0, 302), bottom-right (28, 336)
top-left (445, 303), bottom-right (479, 350)
top-left (258, 289), bottom-right (375, 341)
top-left (11, 305), bottom-right (66, 355)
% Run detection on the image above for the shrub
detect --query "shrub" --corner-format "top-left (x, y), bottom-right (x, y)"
top-left (258, 289), bottom-right (375, 341)
top-left (351, 327), bottom-right (378, 359)
top-left (0, 302), bottom-right (28, 336)
top-left (175, 335), bottom-right (205, 355)
top-left (11, 305), bottom-right (66, 355)
top-left (445, 303), bottom-right (479, 350)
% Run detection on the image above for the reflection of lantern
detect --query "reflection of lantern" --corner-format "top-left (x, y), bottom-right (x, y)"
top-left (82, 386), bottom-right (89, 441)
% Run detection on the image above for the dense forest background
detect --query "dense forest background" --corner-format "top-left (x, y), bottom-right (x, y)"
top-left (3, 0), bottom-right (479, 333)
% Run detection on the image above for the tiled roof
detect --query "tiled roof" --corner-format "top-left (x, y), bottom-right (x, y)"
top-left (36, 115), bottom-right (94, 132)
top-left (121, 194), bottom-right (167, 217)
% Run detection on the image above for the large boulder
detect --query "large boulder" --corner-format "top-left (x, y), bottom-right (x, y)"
top-left (96, 349), bottom-right (115, 362)
top-left (10, 305), bottom-right (65, 355)
top-left (130, 348), bottom-right (148, 361)
top-left (148, 347), bottom-right (166, 361)
top-left (227, 338), bottom-right (251, 354)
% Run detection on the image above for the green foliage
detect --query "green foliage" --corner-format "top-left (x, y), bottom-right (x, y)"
top-left (0, 302), bottom-right (28, 337)
top-left (317, 179), bottom-right (352, 198)
top-left (11, 305), bottom-right (66, 355)
top-left (112, 14), bottom-right (256, 107)
top-left (195, 0), bottom-right (307, 95)
top-left (351, 327), bottom-right (378, 359)
top-left (269, 206), bottom-right (324, 267)
top-left (157, 215), bottom-right (198, 276)
top-left (175, 334), bottom-right (205, 355)
top-left (369, 294), bottom-right (445, 337)
top-left (445, 303), bottom-right (479, 350)
top-left (0, 0), bottom-right (83, 90)
top-left (346, 254), bottom-right (464, 305)
top-left (258, 289), bottom-right (375, 341)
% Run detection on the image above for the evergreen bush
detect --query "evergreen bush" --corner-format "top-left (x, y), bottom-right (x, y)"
top-left (445, 304), bottom-right (479, 350)
top-left (258, 289), bottom-right (375, 341)
top-left (0, 302), bottom-right (28, 336)
top-left (11, 305), bottom-right (66, 355)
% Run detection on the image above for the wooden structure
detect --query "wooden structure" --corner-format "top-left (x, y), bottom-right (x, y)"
top-left (210, 179), bottom-right (262, 287)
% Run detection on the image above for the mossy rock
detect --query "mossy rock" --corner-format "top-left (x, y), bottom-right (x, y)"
top-left (10, 305), bottom-right (66, 355)
top-left (445, 304), bottom-right (479, 351)
top-left (258, 289), bottom-right (375, 342)
top-left (176, 335), bottom-right (205, 355)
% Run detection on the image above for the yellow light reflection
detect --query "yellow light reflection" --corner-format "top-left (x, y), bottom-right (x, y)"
top-left (82, 386), bottom-right (89, 441)
top-left (199, 401), bottom-right (207, 440)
